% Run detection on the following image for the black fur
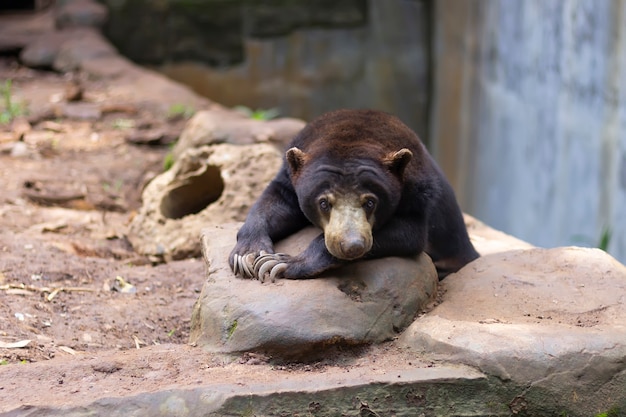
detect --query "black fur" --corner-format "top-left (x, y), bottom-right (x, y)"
top-left (230, 109), bottom-right (479, 279)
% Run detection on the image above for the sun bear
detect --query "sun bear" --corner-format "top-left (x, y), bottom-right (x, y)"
top-left (230, 109), bottom-right (479, 281)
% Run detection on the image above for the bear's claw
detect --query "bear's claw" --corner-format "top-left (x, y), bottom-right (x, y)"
top-left (232, 253), bottom-right (256, 278)
top-left (232, 251), bottom-right (289, 281)
top-left (253, 253), bottom-right (290, 282)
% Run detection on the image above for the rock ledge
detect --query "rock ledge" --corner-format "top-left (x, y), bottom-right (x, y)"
top-left (190, 224), bottom-right (438, 357)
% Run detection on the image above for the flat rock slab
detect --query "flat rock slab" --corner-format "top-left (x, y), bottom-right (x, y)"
top-left (400, 246), bottom-right (626, 416)
top-left (190, 224), bottom-right (438, 357)
top-left (0, 344), bottom-right (499, 417)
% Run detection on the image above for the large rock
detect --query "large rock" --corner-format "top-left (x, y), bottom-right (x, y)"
top-left (52, 28), bottom-right (117, 72)
top-left (190, 224), bottom-right (438, 357)
top-left (19, 31), bottom-right (73, 68)
top-left (128, 143), bottom-right (282, 260)
top-left (463, 213), bottom-right (534, 255)
top-left (400, 246), bottom-right (626, 416)
top-left (0, 344), bottom-right (497, 416)
top-left (171, 109), bottom-right (305, 160)
top-left (55, 0), bottom-right (109, 29)
top-left (0, 9), bottom-right (55, 54)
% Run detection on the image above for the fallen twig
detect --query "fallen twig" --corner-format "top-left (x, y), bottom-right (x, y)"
top-left (132, 335), bottom-right (145, 349)
top-left (0, 283), bottom-right (98, 301)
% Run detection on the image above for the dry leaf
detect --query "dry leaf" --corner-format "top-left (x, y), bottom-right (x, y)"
top-left (39, 221), bottom-right (69, 233)
top-left (132, 335), bottom-right (145, 349)
top-left (114, 276), bottom-right (136, 294)
top-left (0, 339), bottom-right (31, 349)
top-left (46, 288), bottom-right (62, 301)
top-left (58, 346), bottom-right (77, 355)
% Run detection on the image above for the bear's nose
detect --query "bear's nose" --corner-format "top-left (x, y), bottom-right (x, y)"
top-left (339, 238), bottom-right (367, 260)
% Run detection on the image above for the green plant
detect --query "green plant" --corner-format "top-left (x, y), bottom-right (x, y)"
top-left (111, 118), bottom-right (135, 129)
top-left (167, 103), bottom-right (196, 120)
top-left (597, 226), bottom-right (612, 252)
top-left (163, 152), bottom-right (175, 171)
top-left (0, 79), bottom-right (27, 124)
top-left (227, 319), bottom-right (238, 340)
top-left (595, 406), bottom-right (621, 417)
top-left (233, 105), bottom-right (280, 121)
top-left (162, 141), bottom-right (177, 171)
top-left (102, 179), bottom-right (123, 193)
top-left (240, 405), bottom-right (255, 417)
top-left (570, 225), bottom-right (612, 252)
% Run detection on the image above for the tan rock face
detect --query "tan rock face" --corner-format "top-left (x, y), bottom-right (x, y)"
top-left (127, 108), bottom-right (306, 261)
top-left (172, 109), bottom-right (305, 159)
top-left (190, 224), bottom-right (438, 357)
top-left (431, 246), bottom-right (626, 327)
top-left (400, 246), bottom-right (626, 415)
top-left (128, 143), bottom-right (282, 260)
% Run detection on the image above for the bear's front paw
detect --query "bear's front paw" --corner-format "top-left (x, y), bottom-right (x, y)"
top-left (253, 252), bottom-right (291, 282)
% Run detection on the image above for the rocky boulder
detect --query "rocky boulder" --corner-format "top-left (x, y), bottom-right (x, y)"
top-left (127, 108), bottom-right (307, 261)
top-left (400, 246), bottom-right (626, 416)
top-left (19, 31), bottom-right (73, 68)
top-left (127, 143), bottom-right (282, 260)
top-left (53, 28), bottom-right (118, 72)
top-left (171, 109), bottom-right (305, 160)
top-left (190, 224), bottom-right (438, 358)
top-left (55, 0), bottom-right (109, 30)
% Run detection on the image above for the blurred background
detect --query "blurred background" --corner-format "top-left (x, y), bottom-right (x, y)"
top-left (4, 0), bottom-right (626, 263)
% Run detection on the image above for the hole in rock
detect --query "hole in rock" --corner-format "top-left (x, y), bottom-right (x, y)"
top-left (1, 0), bottom-right (36, 11)
top-left (160, 164), bottom-right (224, 219)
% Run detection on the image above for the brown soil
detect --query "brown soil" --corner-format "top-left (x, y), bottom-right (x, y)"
top-left (0, 56), bottom-right (200, 360)
top-left (0, 57), bottom-right (427, 413)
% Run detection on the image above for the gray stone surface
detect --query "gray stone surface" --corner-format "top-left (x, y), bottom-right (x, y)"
top-left (153, 0), bottom-right (431, 136)
top-left (99, 0), bottom-right (367, 65)
top-left (19, 31), bottom-right (73, 68)
top-left (52, 28), bottom-right (117, 72)
top-left (5, 8), bottom-right (211, 115)
top-left (400, 246), bottom-right (626, 416)
top-left (128, 143), bottom-right (282, 260)
top-left (0, 10), bottom-right (55, 53)
top-left (19, 26), bottom-right (119, 72)
top-left (190, 224), bottom-right (438, 357)
top-left (55, 0), bottom-right (108, 29)
top-left (0, 348), bottom-right (499, 417)
top-left (172, 109), bottom-right (305, 160)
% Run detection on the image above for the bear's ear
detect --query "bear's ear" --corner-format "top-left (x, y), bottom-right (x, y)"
top-left (286, 147), bottom-right (308, 176)
top-left (383, 148), bottom-right (413, 177)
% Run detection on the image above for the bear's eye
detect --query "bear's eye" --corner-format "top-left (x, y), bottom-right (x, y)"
top-left (363, 197), bottom-right (377, 212)
top-left (319, 198), bottom-right (331, 212)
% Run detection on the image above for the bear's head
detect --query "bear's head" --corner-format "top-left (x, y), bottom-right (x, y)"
top-left (286, 147), bottom-right (412, 260)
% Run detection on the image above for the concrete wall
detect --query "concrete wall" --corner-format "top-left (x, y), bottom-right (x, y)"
top-left (103, 0), bottom-right (626, 262)
top-left (432, 0), bottom-right (626, 262)
top-left (155, 0), bottom-right (432, 139)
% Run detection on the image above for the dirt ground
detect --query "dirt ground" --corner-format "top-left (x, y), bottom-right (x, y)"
top-left (0, 55), bottom-right (204, 362)
top-left (0, 56), bottom-right (427, 413)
